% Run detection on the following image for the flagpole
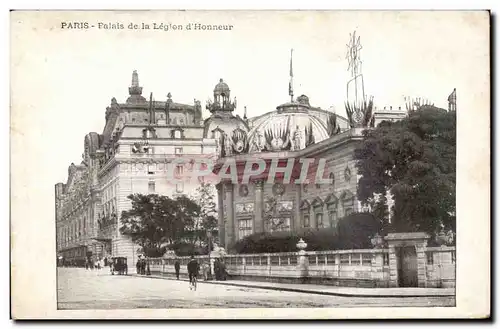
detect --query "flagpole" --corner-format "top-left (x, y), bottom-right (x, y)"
top-left (289, 48), bottom-right (294, 102)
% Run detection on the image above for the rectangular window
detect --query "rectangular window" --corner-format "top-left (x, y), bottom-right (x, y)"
top-left (326, 254), bottom-right (336, 265)
top-left (176, 182), bottom-right (184, 193)
top-left (175, 147), bottom-right (183, 155)
top-left (176, 165), bottom-right (184, 176)
top-left (383, 253), bottom-right (389, 266)
top-left (148, 164), bottom-right (155, 175)
top-left (316, 213), bottom-right (324, 228)
top-left (148, 181), bottom-right (156, 193)
top-left (308, 255), bottom-right (317, 265)
top-left (238, 218), bottom-right (253, 240)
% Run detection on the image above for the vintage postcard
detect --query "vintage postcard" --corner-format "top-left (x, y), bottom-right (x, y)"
top-left (10, 10), bottom-right (490, 319)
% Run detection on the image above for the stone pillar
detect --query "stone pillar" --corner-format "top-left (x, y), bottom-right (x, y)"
top-left (224, 183), bottom-right (235, 250)
top-left (296, 239), bottom-right (309, 284)
top-left (253, 180), bottom-right (264, 233)
top-left (388, 245), bottom-right (398, 287)
top-left (216, 183), bottom-right (225, 247)
top-left (371, 253), bottom-right (385, 287)
top-left (416, 240), bottom-right (428, 288)
top-left (294, 185), bottom-right (302, 232)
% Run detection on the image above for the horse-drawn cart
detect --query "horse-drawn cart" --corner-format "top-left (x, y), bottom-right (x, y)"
top-left (110, 257), bottom-right (128, 275)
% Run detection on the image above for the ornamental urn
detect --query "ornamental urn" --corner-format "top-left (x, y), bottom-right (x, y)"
top-left (296, 238), bottom-right (307, 251)
top-left (370, 233), bottom-right (384, 248)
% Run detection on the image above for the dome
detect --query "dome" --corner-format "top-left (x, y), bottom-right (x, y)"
top-left (204, 112), bottom-right (248, 138)
top-left (247, 103), bottom-right (330, 152)
top-left (214, 78), bottom-right (230, 96)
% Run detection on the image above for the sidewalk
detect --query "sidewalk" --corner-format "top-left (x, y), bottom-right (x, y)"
top-left (132, 273), bottom-right (455, 298)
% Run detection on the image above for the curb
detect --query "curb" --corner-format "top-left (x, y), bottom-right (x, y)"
top-left (130, 274), bottom-right (454, 298)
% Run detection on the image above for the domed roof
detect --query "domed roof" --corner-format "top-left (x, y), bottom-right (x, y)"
top-left (247, 103), bottom-right (330, 152)
top-left (204, 112), bottom-right (249, 138)
top-left (214, 78), bottom-right (230, 95)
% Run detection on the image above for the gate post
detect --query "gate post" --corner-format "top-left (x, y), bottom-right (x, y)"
top-left (385, 232), bottom-right (430, 288)
top-left (296, 239), bottom-right (309, 284)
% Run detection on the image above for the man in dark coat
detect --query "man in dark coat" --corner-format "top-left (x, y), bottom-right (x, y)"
top-left (174, 259), bottom-right (181, 280)
top-left (213, 258), bottom-right (221, 281)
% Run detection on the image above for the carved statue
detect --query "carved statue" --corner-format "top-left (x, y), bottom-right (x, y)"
top-left (231, 128), bottom-right (249, 154)
top-left (291, 125), bottom-right (303, 151)
top-left (219, 132), bottom-right (233, 157)
top-left (304, 122), bottom-right (315, 147)
top-left (326, 113), bottom-right (341, 136)
top-left (252, 129), bottom-right (266, 152)
top-left (263, 117), bottom-right (292, 152)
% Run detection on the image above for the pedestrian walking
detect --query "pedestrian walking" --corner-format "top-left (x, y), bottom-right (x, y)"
top-left (214, 258), bottom-right (220, 281)
top-left (174, 259), bottom-right (180, 280)
top-left (205, 262), bottom-right (210, 281)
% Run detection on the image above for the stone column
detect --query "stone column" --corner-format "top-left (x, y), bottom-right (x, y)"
top-left (224, 183), bottom-right (235, 249)
top-left (294, 185), bottom-right (302, 232)
top-left (371, 253), bottom-right (385, 287)
top-left (388, 245), bottom-right (399, 287)
top-left (253, 180), bottom-right (265, 233)
top-left (416, 240), bottom-right (428, 288)
top-left (216, 183), bottom-right (225, 247)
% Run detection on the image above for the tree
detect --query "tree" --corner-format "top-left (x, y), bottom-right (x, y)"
top-left (189, 182), bottom-right (218, 246)
top-left (119, 193), bottom-right (201, 257)
top-left (354, 106), bottom-right (456, 235)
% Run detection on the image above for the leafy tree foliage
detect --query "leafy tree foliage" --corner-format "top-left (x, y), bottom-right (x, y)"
top-left (119, 194), bottom-right (200, 257)
top-left (354, 106), bottom-right (456, 234)
top-left (180, 182), bottom-right (218, 247)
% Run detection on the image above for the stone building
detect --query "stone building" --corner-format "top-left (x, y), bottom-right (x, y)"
top-left (213, 93), bottom-right (407, 250)
top-left (55, 69), bottom-right (409, 266)
top-left (55, 71), bottom-right (225, 266)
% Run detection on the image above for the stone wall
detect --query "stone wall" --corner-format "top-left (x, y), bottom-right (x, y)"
top-left (425, 247), bottom-right (456, 288)
top-left (145, 245), bottom-right (455, 288)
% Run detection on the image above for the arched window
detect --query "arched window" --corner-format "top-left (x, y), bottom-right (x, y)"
top-left (325, 193), bottom-right (339, 228)
top-left (340, 190), bottom-right (355, 216)
top-left (312, 197), bottom-right (324, 229)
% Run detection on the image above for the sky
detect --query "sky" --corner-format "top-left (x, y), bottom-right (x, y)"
top-left (11, 10), bottom-right (488, 189)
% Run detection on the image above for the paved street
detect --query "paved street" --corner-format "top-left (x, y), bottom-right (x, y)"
top-left (57, 268), bottom-right (455, 309)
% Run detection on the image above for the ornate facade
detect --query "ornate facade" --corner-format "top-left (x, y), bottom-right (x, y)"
top-left (56, 71), bottom-right (222, 266)
top-left (55, 69), bottom-right (410, 264)
top-left (213, 94), bottom-right (407, 251)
